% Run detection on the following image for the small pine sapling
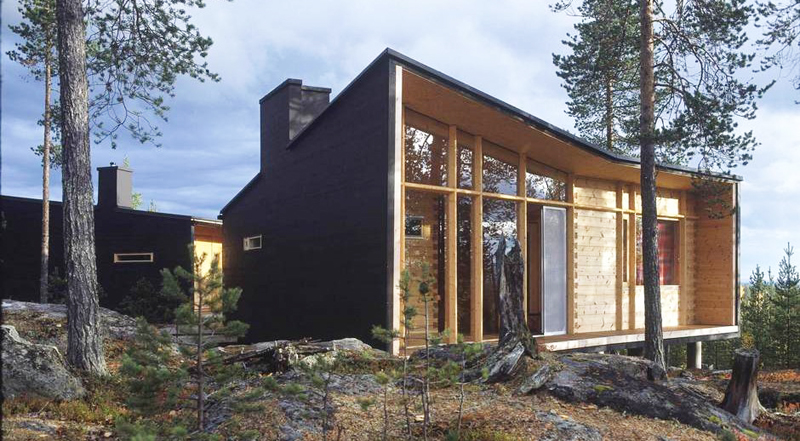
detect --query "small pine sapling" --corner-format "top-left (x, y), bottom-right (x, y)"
top-left (300, 354), bottom-right (341, 441)
top-left (162, 247), bottom-right (249, 432)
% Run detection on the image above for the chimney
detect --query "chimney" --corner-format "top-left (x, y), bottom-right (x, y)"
top-left (97, 164), bottom-right (133, 209)
top-left (259, 79), bottom-right (331, 173)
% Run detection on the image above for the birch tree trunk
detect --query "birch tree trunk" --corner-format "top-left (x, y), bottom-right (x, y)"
top-left (639, 0), bottom-right (666, 380)
top-left (40, 53), bottom-right (53, 304)
top-left (57, 0), bottom-right (106, 374)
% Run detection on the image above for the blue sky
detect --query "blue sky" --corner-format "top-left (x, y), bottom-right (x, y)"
top-left (2, 0), bottom-right (799, 279)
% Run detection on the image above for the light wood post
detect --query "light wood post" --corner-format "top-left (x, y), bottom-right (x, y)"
top-left (471, 136), bottom-right (484, 342)
top-left (446, 125), bottom-right (458, 343)
top-left (517, 151), bottom-right (528, 321)
top-left (679, 191), bottom-right (689, 326)
top-left (687, 341), bottom-right (702, 369)
top-left (566, 174), bottom-right (575, 335)
top-left (391, 67), bottom-right (404, 355)
top-left (628, 188), bottom-right (638, 329)
top-left (616, 183), bottom-right (624, 331)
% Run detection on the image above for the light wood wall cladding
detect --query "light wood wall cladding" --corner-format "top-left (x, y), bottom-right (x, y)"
top-left (684, 218), bottom-right (698, 325)
top-left (573, 206), bottom-right (618, 333)
top-left (693, 187), bottom-right (736, 325)
top-left (632, 285), bottom-right (681, 328)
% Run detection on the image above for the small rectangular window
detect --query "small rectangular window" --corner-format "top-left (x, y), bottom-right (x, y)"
top-left (405, 216), bottom-right (424, 239)
top-left (114, 252), bottom-right (154, 263)
top-left (243, 235), bottom-right (262, 251)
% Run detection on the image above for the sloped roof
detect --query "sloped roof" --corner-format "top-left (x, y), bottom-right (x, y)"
top-left (220, 48), bottom-right (741, 216)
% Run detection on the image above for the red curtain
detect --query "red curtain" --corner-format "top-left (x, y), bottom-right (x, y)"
top-left (636, 220), bottom-right (677, 285)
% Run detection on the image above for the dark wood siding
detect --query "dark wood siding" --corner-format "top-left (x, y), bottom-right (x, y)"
top-left (223, 58), bottom-right (391, 345)
top-left (1, 196), bottom-right (193, 309)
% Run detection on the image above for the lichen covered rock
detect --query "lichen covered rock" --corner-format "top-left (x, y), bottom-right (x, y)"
top-left (1, 325), bottom-right (85, 400)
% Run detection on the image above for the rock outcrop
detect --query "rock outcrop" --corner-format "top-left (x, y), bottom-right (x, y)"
top-left (1, 325), bottom-right (85, 400)
top-left (545, 353), bottom-right (760, 436)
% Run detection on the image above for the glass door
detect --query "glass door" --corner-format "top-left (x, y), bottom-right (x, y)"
top-left (541, 206), bottom-right (567, 335)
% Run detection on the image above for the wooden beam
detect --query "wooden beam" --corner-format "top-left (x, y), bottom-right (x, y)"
top-left (616, 182), bottom-right (624, 331)
top-left (391, 67), bottom-right (404, 355)
top-left (628, 188), bottom-right (637, 329)
top-left (471, 136), bottom-right (484, 342)
top-left (566, 174), bottom-right (575, 335)
top-left (446, 125), bottom-right (458, 343)
top-left (679, 190), bottom-right (689, 326)
top-left (518, 151), bottom-right (528, 320)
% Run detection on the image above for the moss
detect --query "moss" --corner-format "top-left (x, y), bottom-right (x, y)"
top-left (741, 428), bottom-right (758, 438)
top-left (593, 384), bottom-right (614, 393)
top-left (707, 415), bottom-right (722, 425)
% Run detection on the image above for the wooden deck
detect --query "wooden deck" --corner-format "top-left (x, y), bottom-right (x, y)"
top-left (536, 325), bottom-right (739, 352)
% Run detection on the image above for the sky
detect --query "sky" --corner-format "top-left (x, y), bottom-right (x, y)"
top-left (2, 0), bottom-right (799, 280)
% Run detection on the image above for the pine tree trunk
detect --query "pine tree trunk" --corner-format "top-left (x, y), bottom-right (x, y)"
top-left (605, 74), bottom-right (614, 152)
top-left (40, 55), bottom-right (53, 304)
top-left (478, 236), bottom-right (534, 383)
top-left (57, 0), bottom-right (106, 375)
top-left (639, 0), bottom-right (666, 380)
top-left (721, 348), bottom-right (762, 424)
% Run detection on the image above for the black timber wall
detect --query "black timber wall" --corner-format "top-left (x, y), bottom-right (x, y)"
top-left (223, 59), bottom-right (392, 346)
top-left (1, 196), bottom-right (193, 310)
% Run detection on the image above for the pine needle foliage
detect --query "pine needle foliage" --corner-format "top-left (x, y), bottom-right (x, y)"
top-left (162, 247), bottom-right (249, 432)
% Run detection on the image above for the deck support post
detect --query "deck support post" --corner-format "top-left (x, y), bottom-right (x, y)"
top-left (687, 341), bottom-right (702, 369)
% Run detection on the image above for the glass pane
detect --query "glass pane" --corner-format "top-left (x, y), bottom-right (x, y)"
top-left (658, 221), bottom-right (677, 285)
top-left (457, 196), bottom-right (472, 337)
top-left (542, 207), bottom-right (567, 335)
top-left (482, 142), bottom-right (517, 195)
top-left (405, 123), bottom-right (448, 186)
top-left (635, 218), bottom-right (677, 285)
top-left (525, 171), bottom-right (566, 201)
top-left (404, 190), bottom-right (447, 345)
top-left (458, 145), bottom-right (473, 189)
top-left (482, 198), bottom-right (517, 339)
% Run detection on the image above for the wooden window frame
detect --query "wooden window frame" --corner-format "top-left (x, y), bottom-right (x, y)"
top-left (243, 235), bottom-right (262, 251)
top-left (114, 252), bottom-right (154, 263)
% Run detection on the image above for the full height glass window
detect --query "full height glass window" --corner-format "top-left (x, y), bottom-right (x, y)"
top-left (457, 196), bottom-right (473, 336)
top-left (482, 141), bottom-right (517, 196)
top-left (405, 190), bottom-right (447, 345)
top-left (405, 111), bottom-right (449, 186)
top-left (482, 198), bottom-right (517, 339)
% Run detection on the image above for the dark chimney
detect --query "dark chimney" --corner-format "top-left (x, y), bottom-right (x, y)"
top-left (259, 79), bottom-right (331, 173)
top-left (97, 165), bottom-right (133, 209)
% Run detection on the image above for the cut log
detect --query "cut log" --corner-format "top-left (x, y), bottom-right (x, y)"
top-left (479, 236), bottom-right (536, 382)
top-left (721, 348), bottom-right (762, 424)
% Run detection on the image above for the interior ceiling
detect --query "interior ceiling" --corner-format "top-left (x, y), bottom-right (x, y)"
top-left (402, 69), bottom-right (696, 190)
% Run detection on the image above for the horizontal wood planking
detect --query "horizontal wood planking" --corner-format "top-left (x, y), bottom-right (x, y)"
top-left (574, 207), bottom-right (617, 333)
top-left (693, 186), bottom-right (736, 326)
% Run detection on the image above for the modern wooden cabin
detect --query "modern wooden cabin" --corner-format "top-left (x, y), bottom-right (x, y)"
top-left (221, 49), bottom-right (739, 364)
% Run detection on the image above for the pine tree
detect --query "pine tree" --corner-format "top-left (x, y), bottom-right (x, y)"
top-left (8, 0), bottom-right (60, 304)
top-left (552, 0), bottom-right (642, 155)
top-left (50, 0), bottom-right (222, 373)
top-left (770, 244), bottom-right (800, 368)
top-left (163, 248), bottom-right (249, 431)
top-left (741, 266), bottom-right (775, 366)
top-left (757, 0), bottom-right (800, 102)
top-left (557, 0), bottom-right (766, 378)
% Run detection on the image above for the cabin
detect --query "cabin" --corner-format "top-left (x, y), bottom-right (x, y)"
top-left (0, 165), bottom-right (223, 311)
top-left (220, 49), bottom-right (740, 366)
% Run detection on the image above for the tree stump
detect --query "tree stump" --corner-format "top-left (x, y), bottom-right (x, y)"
top-left (479, 236), bottom-right (536, 382)
top-left (721, 348), bottom-right (762, 424)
